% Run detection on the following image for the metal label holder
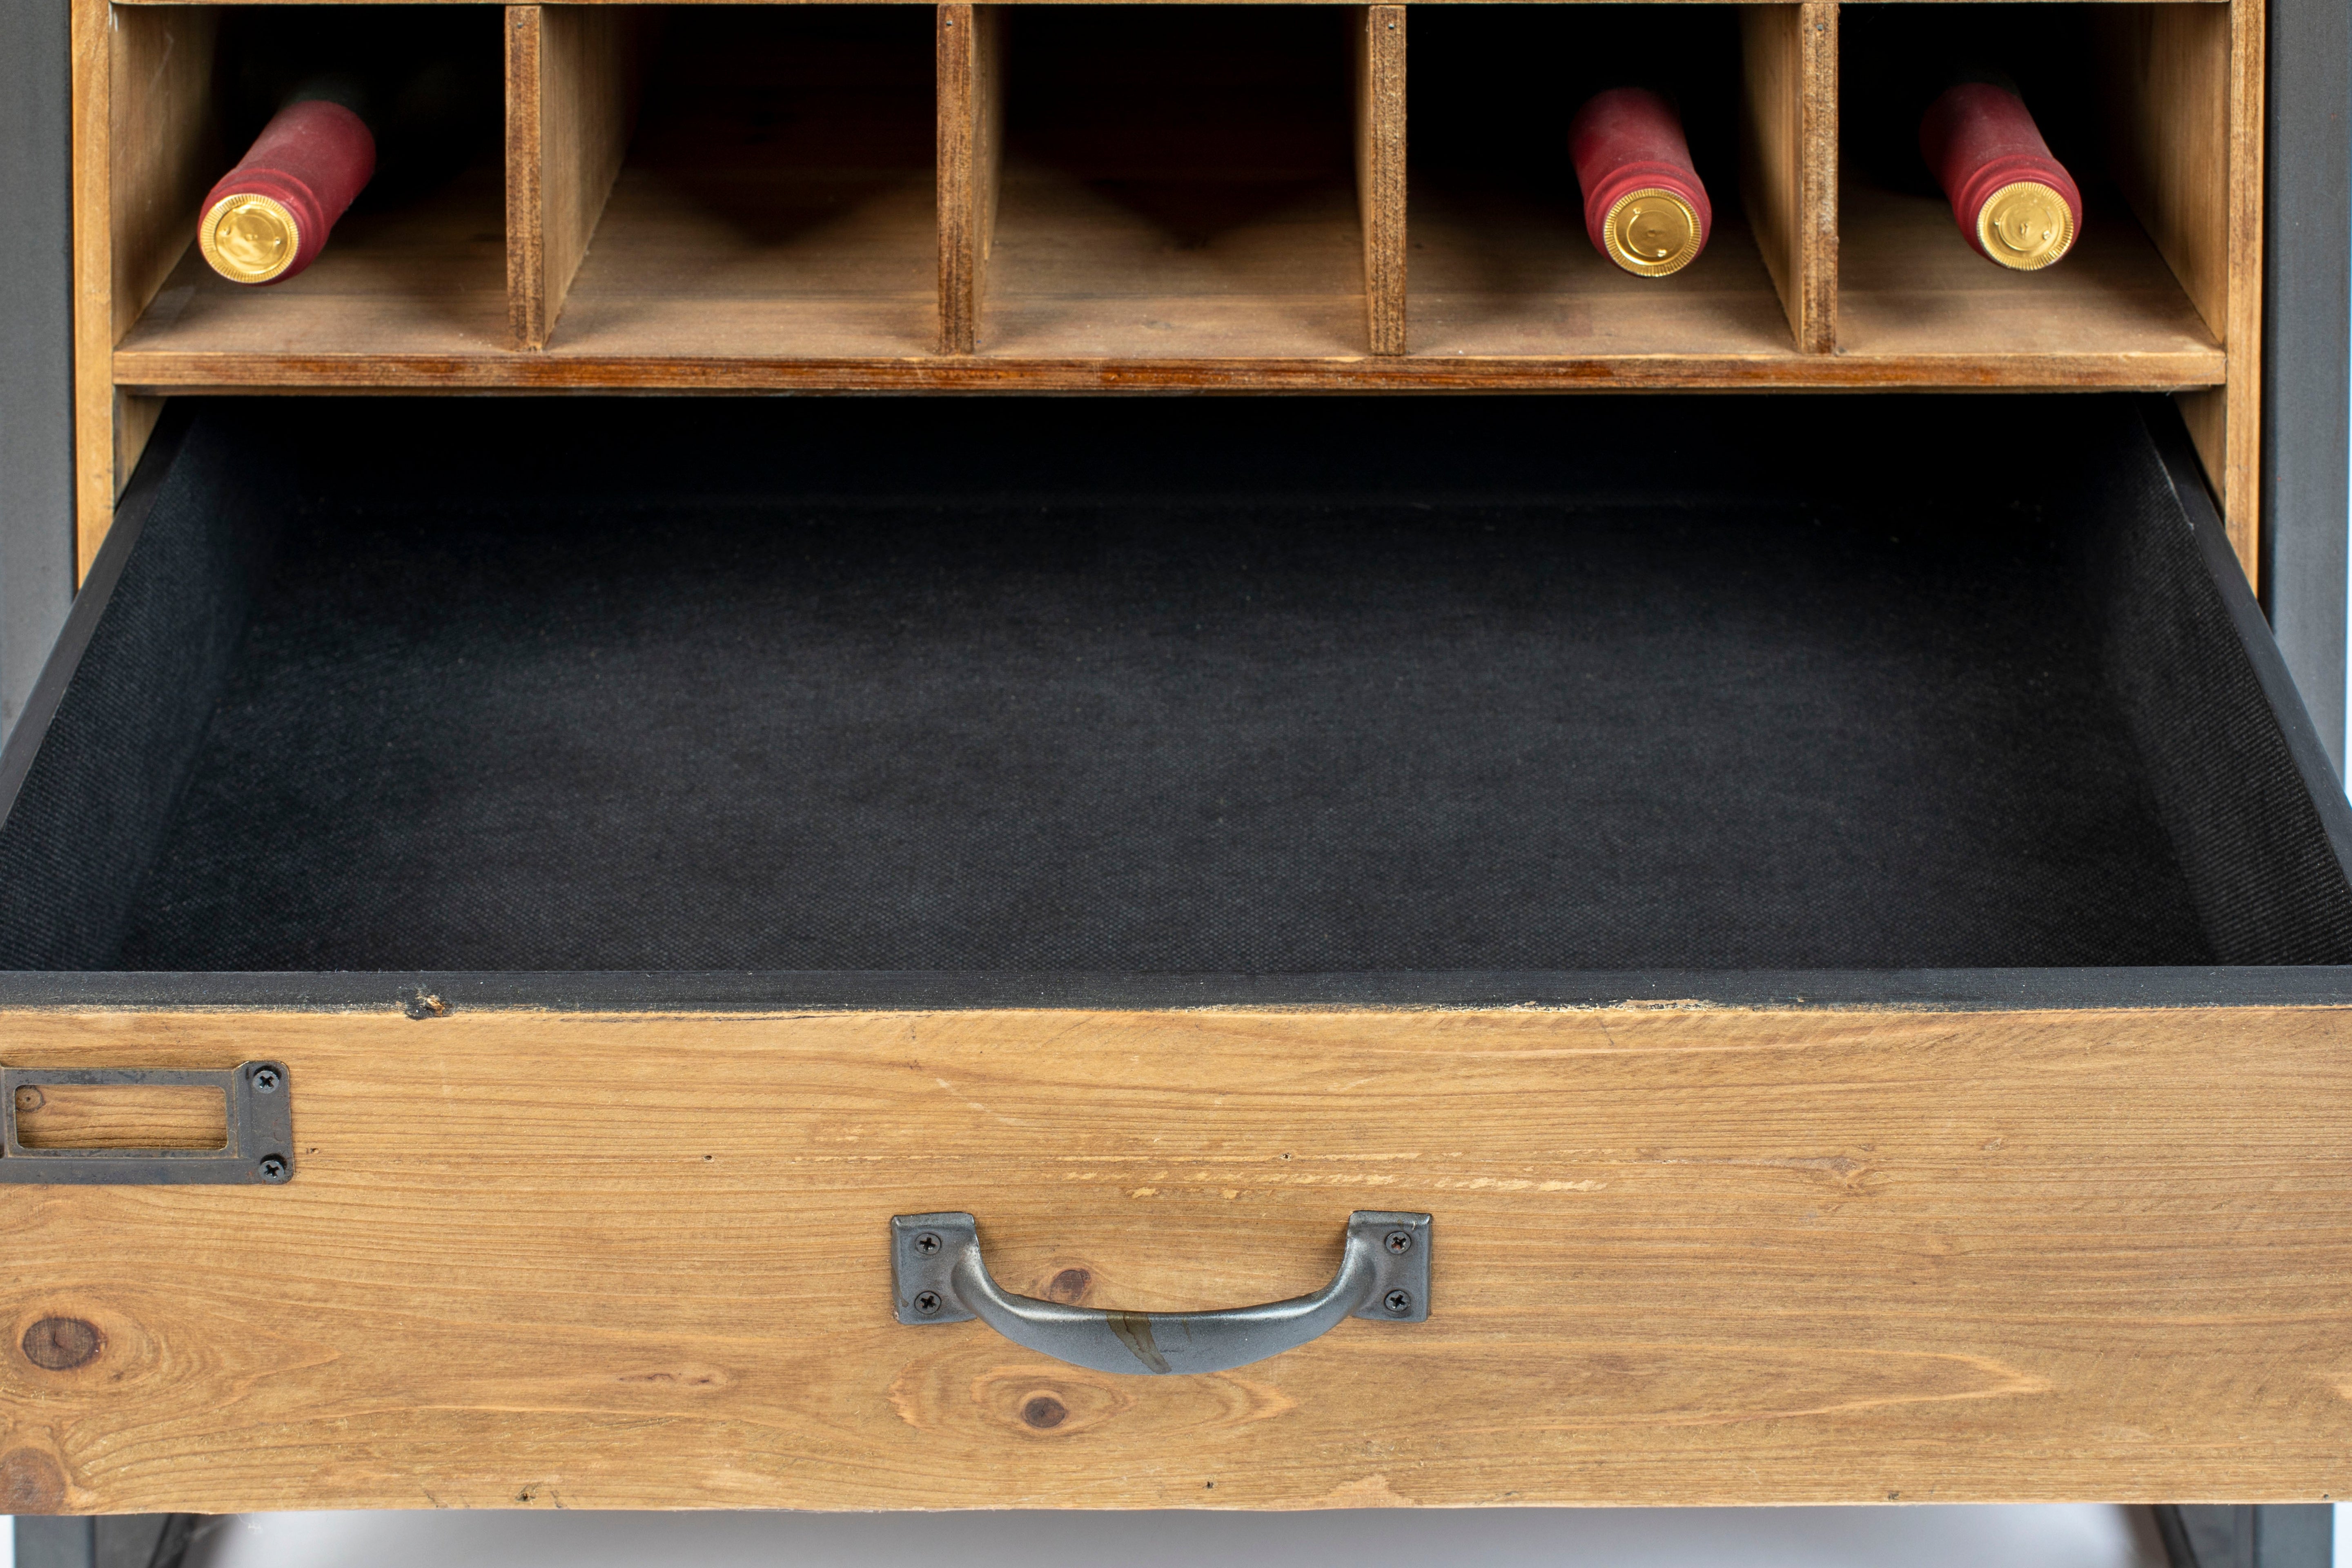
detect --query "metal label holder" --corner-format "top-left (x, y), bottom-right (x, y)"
top-left (0, 1062), bottom-right (293, 1184)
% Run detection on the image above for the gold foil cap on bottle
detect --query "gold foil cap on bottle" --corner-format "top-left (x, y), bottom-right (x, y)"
top-left (198, 193), bottom-right (301, 284)
top-left (1601, 188), bottom-right (1702, 278)
top-left (1976, 180), bottom-right (2075, 271)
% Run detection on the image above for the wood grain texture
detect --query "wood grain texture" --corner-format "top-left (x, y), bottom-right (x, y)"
top-left (12, 1085), bottom-right (226, 1152)
top-left (937, 3), bottom-right (1006, 354)
top-left (3, 1003), bottom-right (2348, 1513)
top-left (1738, 4), bottom-right (1834, 354)
top-left (75, 2), bottom-right (217, 580)
top-left (1351, 6), bottom-right (1406, 355)
top-left (507, 6), bottom-right (641, 350)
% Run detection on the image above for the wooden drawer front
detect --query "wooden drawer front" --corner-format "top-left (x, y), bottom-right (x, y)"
top-left (4, 1002), bottom-right (2348, 1513)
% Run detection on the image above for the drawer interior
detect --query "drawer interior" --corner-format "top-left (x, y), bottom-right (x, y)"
top-left (2, 394), bottom-right (2348, 975)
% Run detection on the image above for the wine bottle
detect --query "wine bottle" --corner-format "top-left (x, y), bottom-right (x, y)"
top-left (1568, 88), bottom-right (1711, 278)
top-left (1919, 73), bottom-right (2082, 271)
top-left (197, 88), bottom-right (375, 286)
top-left (197, 13), bottom-right (498, 286)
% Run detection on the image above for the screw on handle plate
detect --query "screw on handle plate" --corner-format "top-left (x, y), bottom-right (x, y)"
top-left (890, 1210), bottom-right (1431, 1376)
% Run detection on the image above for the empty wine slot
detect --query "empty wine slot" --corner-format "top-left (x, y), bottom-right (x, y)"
top-left (1408, 5), bottom-right (1800, 363)
top-left (13, 1082), bottom-right (228, 1151)
top-left (979, 6), bottom-right (1370, 360)
top-left (530, 6), bottom-right (938, 361)
top-left (0, 1065), bottom-right (294, 1185)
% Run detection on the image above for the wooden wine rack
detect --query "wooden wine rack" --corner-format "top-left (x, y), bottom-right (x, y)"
top-left (73, 0), bottom-right (2263, 581)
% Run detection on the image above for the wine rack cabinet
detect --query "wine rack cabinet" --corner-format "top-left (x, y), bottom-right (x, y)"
top-left (74, 0), bottom-right (2262, 578)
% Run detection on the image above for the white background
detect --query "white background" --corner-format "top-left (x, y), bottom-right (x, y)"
top-left (0, 1506), bottom-right (2345, 1566)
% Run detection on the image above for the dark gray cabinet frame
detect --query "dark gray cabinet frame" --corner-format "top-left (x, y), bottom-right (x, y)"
top-left (0, 0), bottom-right (2343, 1549)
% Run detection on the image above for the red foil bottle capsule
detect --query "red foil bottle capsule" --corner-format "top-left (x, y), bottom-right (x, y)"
top-left (1568, 87), bottom-right (1711, 278)
top-left (1918, 82), bottom-right (2081, 271)
top-left (197, 99), bottom-right (377, 285)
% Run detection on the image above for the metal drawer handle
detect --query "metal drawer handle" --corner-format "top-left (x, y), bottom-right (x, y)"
top-left (890, 1210), bottom-right (1430, 1375)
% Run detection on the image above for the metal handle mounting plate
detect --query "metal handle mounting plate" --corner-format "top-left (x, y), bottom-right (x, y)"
top-left (0, 1062), bottom-right (293, 1185)
top-left (891, 1210), bottom-right (1430, 1375)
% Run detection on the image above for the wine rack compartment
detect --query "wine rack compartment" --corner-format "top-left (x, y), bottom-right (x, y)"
top-left (109, 7), bottom-right (511, 372)
top-left (976, 8), bottom-right (1369, 361)
top-left (1407, 7), bottom-right (1793, 362)
top-left (80, 0), bottom-right (2261, 568)
top-left (529, 8), bottom-right (938, 359)
top-left (1836, 4), bottom-right (2227, 383)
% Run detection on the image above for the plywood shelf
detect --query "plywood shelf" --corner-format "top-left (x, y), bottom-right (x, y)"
top-left (1836, 180), bottom-right (2224, 373)
top-left (112, 172), bottom-right (2226, 391)
top-left (114, 164), bottom-right (510, 369)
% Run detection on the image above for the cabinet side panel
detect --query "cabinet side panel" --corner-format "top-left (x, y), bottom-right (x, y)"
top-left (2104, 2), bottom-right (2260, 577)
top-left (2221, 0), bottom-right (2264, 581)
top-left (79, 6), bottom-right (215, 576)
top-left (0, 0), bottom-right (76, 744)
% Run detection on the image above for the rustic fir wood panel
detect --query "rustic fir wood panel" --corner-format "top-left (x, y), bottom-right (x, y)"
top-left (3, 1004), bottom-right (2348, 1513)
top-left (1350, 5), bottom-right (1406, 355)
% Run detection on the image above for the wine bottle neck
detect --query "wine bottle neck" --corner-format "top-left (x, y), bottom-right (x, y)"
top-left (282, 72), bottom-right (372, 124)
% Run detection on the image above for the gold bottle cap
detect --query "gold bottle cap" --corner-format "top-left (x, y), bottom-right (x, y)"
top-left (1601, 188), bottom-right (1702, 278)
top-left (1976, 180), bottom-right (2075, 271)
top-left (198, 192), bottom-right (301, 285)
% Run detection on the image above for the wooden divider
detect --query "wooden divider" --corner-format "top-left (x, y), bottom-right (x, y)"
top-left (1352, 5), bottom-right (1407, 356)
top-left (506, 5), bottom-right (640, 351)
top-left (937, 3), bottom-right (1006, 356)
top-left (1738, 2), bottom-right (1838, 356)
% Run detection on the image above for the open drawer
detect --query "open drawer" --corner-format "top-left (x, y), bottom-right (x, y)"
top-left (0, 394), bottom-right (2347, 1513)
